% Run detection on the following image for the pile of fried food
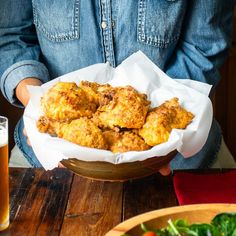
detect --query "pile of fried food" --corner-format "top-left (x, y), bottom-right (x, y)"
top-left (36, 81), bottom-right (194, 153)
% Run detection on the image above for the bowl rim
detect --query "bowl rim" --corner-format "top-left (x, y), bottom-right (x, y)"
top-left (105, 203), bottom-right (236, 236)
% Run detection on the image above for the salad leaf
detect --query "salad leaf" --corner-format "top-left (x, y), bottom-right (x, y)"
top-left (212, 213), bottom-right (236, 236)
top-left (189, 223), bottom-right (221, 236)
top-left (121, 212), bottom-right (236, 236)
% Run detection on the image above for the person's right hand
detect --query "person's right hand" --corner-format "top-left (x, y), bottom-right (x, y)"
top-left (16, 77), bottom-right (42, 107)
top-left (16, 77), bottom-right (42, 146)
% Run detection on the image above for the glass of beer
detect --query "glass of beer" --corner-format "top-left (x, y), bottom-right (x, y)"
top-left (0, 116), bottom-right (9, 231)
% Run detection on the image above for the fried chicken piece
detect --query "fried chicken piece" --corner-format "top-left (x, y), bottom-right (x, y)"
top-left (139, 98), bottom-right (194, 146)
top-left (162, 97), bottom-right (195, 129)
top-left (79, 81), bottom-right (112, 106)
top-left (41, 82), bottom-right (97, 122)
top-left (57, 117), bottom-right (108, 150)
top-left (36, 116), bottom-right (62, 136)
top-left (103, 130), bottom-right (150, 153)
top-left (93, 86), bottom-right (151, 129)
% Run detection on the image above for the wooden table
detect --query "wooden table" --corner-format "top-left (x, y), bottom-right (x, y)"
top-left (2, 168), bottom-right (230, 235)
top-left (0, 168), bottom-right (177, 236)
top-left (0, 168), bottom-right (191, 235)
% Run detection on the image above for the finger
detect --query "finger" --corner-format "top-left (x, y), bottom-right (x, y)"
top-left (23, 127), bottom-right (27, 136)
top-left (23, 128), bottom-right (31, 146)
top-left (26, 138), bottom-right (31, 146)
top-left (58, 162), bottom-right (66, 168)
top-left (159, 164), bottom-right (171, 176)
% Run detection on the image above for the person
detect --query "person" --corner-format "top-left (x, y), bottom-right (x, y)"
top-left (0, 1), bottom-right (235, 173)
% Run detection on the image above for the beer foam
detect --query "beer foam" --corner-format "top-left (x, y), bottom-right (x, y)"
top-left (0, 127), bottom-right (8, 147)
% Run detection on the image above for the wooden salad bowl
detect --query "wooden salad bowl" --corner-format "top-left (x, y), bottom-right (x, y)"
top-left (106, 203), bottom-right (236, 236)
top-left (60, 150), bottom-right (176, 182)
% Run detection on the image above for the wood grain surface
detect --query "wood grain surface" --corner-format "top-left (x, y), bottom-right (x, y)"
top-left (2, 168), bottom-right (233, 236)
top-left (123, 174), bottom-right (177, 220)
top-left (60, 176), bottom-right (123, 236)
top-left (5, 168), bottom-right (73, 236)
top-left (0, 168), bottom-right (178, 236)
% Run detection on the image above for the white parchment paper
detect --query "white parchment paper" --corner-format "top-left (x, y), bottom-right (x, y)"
top-left (24, 51), bottom-right (213, 170)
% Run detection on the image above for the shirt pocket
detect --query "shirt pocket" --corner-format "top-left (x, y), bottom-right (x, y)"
top-left (32, 0), bottom-right (80, 42)
top-left (137, 0), bottom-right (186, 48)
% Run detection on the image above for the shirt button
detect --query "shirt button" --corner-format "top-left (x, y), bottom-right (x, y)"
top-left (101, 21), bottom-right (107, 29)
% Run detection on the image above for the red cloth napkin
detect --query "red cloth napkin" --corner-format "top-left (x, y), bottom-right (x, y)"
top-left (173, 170), bottom-right (236, 205)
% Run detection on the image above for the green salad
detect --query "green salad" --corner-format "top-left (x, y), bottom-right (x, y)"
top-left (122, 213), bottom-right (236, 236)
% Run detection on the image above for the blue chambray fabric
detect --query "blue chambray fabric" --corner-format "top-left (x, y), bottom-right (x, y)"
top-left (0, 0), bottom-right (234, 168)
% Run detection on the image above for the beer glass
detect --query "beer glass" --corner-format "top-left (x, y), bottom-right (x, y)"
top-left (0, 116), bottom-right (9, 231)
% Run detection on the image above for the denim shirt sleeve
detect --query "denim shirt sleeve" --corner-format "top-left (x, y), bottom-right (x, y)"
top-left (165, 0), bottom-right (235, 89)
top-left (0, 0), bottom-right (50, 107)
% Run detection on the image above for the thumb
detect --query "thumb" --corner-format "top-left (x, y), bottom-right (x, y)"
top-left (23, 127), bottom-right (31, 146)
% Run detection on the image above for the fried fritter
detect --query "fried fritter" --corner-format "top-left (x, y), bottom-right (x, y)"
top-left (139, 98), bottom-right (194, 146)
top-left (41, 82), bottom-right (97, 122)
top-left (57, 117), bottom-right (107, 150)
top-left (162, 97), bottom-right (195, 129)
top-left (93, 86), bottom-right (150, 129)
top-left (36, 116), bottom-right (62, 136)
top-left (103, 130), bottom-right (150, 153)
top-left (79, 81), bottom-right (112, 106)
top-left (37, 80), bottom-right (194, 152)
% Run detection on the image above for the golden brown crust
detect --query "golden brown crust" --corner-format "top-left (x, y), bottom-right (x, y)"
top-left (139, 98), bottom-right (194, 146)
top-left (37, 81), bottom-right (194, 153)
top-left (79, 81), bottom-right (112, 106)
top-left (57, 117), bottom-right (108, 150)
top-left (93, 86), bottom-right (150, 129)
top-left (36, 116), bottom-right (55, 135)
top-left (41, 82), bottom-right (96, 122)
top-left (163, 97), bottom-right (195, 129)
top-left (36, 116), bottom-right (64, 136)
top-left (103, 130), bottom-right (150, 153)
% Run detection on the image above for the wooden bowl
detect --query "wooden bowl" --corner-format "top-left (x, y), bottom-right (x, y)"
top-left (106, 203), bottom-right (236, 235)
top-left (60, 150), bottom-right (176, 182)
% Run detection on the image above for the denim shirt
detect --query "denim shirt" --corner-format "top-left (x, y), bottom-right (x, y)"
top-left (0, 0), bottom-right (234, 168)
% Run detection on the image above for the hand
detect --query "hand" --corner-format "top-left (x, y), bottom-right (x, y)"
top-left (23, 127), bottom-right (31, 146)
top-left (16, 77), bottom-right (42, 106)
top-left (158, 164), bottom-right (171, 176)
top-left (17, 77), bottom-right (43, 146)
top-left (58, 162), bottom-right (66, 168)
